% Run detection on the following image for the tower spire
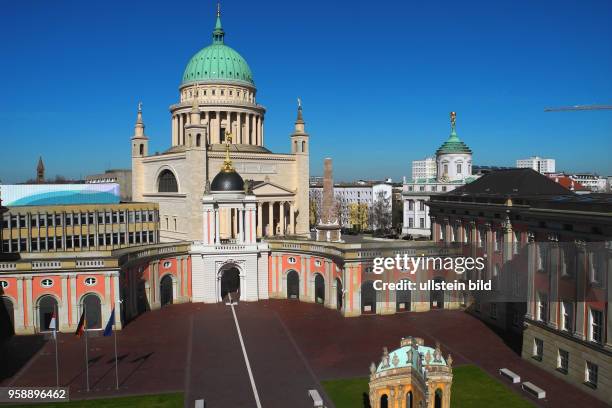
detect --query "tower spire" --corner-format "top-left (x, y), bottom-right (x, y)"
top-left (213, 1), bottom-right (225, 44)
top-left (294, 97), bottom-right (306, 133)
top-left (133, 102), bottom-right (146, 139)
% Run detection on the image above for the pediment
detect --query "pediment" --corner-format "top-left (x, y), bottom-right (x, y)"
top-left (251, 181), bottom-right (295, 196)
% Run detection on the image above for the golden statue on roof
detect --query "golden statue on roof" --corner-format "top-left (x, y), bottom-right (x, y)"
top-left (221, 131), bottom-right (235, 172)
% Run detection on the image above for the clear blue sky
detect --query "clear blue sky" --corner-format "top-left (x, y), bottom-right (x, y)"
top-left (1, 0), bottom-right (611, 183)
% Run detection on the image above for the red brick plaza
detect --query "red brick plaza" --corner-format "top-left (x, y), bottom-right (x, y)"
top-left (1, 300), bottom-right (606, 408)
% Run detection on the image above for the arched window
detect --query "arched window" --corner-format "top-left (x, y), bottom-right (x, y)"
top-left (406, 391), bottom-right (413, 408)
top-left (196, 134), bottom-right (201, 147)
top-left (301, 141), bottom-right (306, 152)
top-left (158, 170), bottom-right (178, 193)
top-left (139, 144), bottom-right (144, 155)
top-left (380, 394), bottom-right (388, 408)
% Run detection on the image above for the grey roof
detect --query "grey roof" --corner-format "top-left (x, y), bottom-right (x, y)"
top-left (447, 168), bottom-right (571, 197)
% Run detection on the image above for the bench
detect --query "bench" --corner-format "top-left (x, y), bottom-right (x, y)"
top-left (499, 368), bottom-right (521, 383)
top-left (522, 382), bottom-right (546, 399)
top-left (308, 389), bottom-right (324, 407)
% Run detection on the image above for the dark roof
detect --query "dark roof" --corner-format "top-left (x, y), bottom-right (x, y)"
top-left (447, 168), bottom-right (571, 197)
top-left (211, 171), bottom-right (244, 192)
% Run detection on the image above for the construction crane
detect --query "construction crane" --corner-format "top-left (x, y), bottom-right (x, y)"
top-left (544, 104), bottom-right (612, 112)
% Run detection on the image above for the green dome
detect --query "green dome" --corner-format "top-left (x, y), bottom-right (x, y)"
top-left (181, 13), bottom-right (254, 87)
top-left (436, 128), bottom-right (472, 155)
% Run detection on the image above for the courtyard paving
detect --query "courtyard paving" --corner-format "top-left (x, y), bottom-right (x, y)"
top-left (0, 300), bottom-right (607, 408)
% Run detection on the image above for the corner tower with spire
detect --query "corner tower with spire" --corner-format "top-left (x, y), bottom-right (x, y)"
top-left (131, 103), bottom-right (148, 201)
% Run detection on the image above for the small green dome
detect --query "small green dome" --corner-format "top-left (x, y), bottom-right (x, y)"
top-left (181, 13), bottom-right (254, 86)
top-left (436, 130), bottom-right (472, 155)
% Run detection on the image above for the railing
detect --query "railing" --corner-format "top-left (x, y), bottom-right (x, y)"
top-left (0, 263), bottom-right (16, 271)
top-left (32, 261), bottom-right (61, 270)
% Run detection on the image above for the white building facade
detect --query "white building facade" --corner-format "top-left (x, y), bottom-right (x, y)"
top-left (411, 157), bottom-right (437, 180)
top-left (516, 156), bottom-right (556, 174)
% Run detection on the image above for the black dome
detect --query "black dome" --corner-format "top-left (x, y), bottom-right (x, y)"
top-left (210, 171), bottom-right (244, 192)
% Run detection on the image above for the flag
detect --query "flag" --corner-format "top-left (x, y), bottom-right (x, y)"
top-left (75, 311), bottom-right (86, 337)
top-left (48, 311), bottom-right (57, 331)
top-left (103, 308), bottom-right (115, 337)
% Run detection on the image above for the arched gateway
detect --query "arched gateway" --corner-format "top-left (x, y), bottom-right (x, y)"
top-left (220, 266), bottom-right (240, 301)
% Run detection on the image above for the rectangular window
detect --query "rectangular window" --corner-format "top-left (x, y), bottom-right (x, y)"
top-left (589, 308), bottom-right (603, 344)
top-left (533, 338), bottom-right (543, 361)
top-left (442, 186), bottom-right (447, 192)
top-left (419, 218), bottom-right (424, 228)
top-left (98, 214), bottom-right (104, 224)
top-left (586, 361), bottom-right (598, 388)
top-left (419, 201), bottom-right (425, 211)
top-left (119, 212), bottom-right (125, 223)
top-left (408, 218), bottom-right (414, 228)
top-left (55, 215), bottom-right (62, 226)
top-left (408, 201), bottom-right (414, 211)
top-left (557, 349), bottom-right (569, 374)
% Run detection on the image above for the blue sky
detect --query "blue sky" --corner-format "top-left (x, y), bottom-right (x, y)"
top-left (1, 0), bottom-right (611, 183)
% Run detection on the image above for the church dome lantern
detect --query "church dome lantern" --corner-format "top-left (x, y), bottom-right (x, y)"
top-left (181, 4), bottom-right (254, 87)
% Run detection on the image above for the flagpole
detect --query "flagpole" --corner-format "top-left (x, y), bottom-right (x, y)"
top-left (54, 304), bottom-right (59, 387)
top-left (84, 303), bottom-right (89, 392)
top-left (114, 325), bottom-right (119, 389)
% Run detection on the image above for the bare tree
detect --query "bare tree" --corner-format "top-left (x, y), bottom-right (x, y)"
top-left (370, 190), bottom-right (392, 234)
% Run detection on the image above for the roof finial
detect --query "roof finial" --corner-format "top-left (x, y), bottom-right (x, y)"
top-left (213, 1), bottom-right (225, 44)
top-left (450, 111), bottom-right (456, 131)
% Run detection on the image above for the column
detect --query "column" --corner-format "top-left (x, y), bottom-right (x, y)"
top-left (215, 208), bottom-right (220, 244)
top-left (238, 208), bottom-right (244, 243)
top-left (260, 116), bottom-right (264, 146)
top-left (289, 202), bottom-right (295, 235)
top-left (268, 202), bottom-right (274, 236)
top-left (172, 115), bottom-right (178, 146)
top-left (217, 111), bottom-right (221, 143)
top-left (246, 114), bottom-right (251, 144)
top-left (256, 115), bottom-right (261, 145)
top-left (250, 208), bottom-right (256, 243)
top-left (232, 208), bottom-right (238, 239)
top-left (237, 112), bottom-right (242, 143)
top-left (279, 202), bottom-right (285, 235)
top-left (257, 202), bottom-right (263, 238)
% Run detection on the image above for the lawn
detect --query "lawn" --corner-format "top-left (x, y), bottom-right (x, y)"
top-left (322, 365), bottom-right (535, 408)
top-left (7, 392), bottom-right (183, 408)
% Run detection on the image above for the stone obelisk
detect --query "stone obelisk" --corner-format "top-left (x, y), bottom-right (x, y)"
top-left (316, 158), bottom-right (342, 242)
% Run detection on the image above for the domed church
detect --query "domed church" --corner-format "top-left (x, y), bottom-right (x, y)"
top-left (131, 4), bottom-right (310, 244)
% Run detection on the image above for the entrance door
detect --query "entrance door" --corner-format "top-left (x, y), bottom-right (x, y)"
top-left (430, 277), bottom-right (444, 309)
top-left (287, 270), bottom-right (299, 299)
top-left (221, 267), bottom-right (240, 301)
top-left (160, 275), bottom-right (173, 307)
top-left (314, 274), bottom-right (325, 304)
top-left (361, 281), bottom-right (376, 314)
top-left (82, 294), bottom-right (102, 329)
top-left (396, 280), bottom-right (411, 312)
top-left (336, 278), bottom-right (343, 311)
top-left (38, 295), bottom-right (58, 332)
